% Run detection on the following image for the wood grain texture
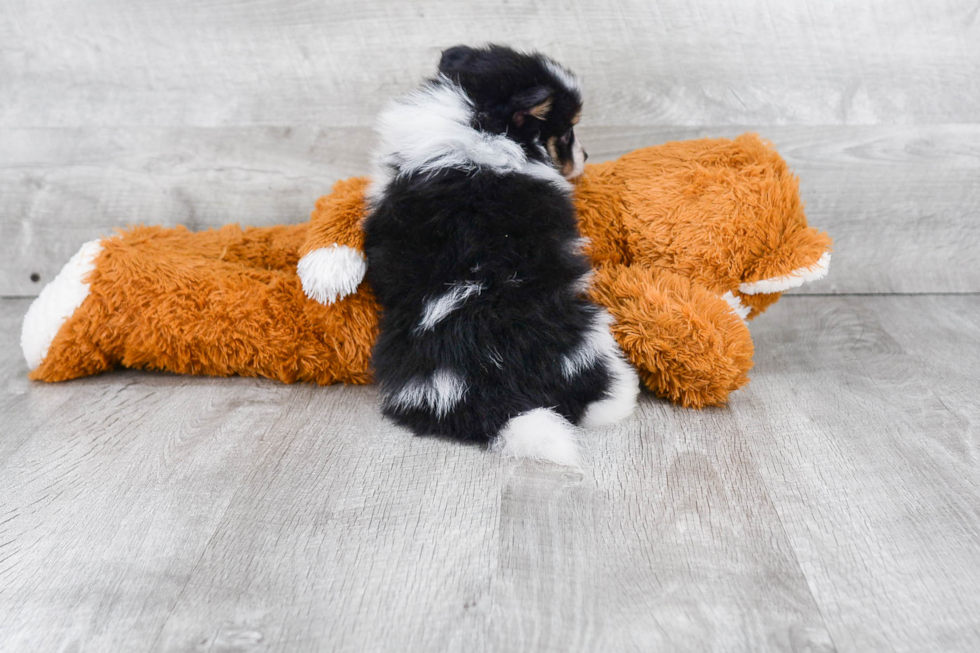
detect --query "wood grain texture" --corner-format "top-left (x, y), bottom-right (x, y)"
top-left (3, 0), bottom-right (978, 295)
top-left (2, 0), bottom-right (978, 127)
top-left (3, 125), bottom-right (979, 296)
top-left (0, 126), bottom-right (370, 295)
top-left (3, 295), bottom-right (980, 651)
top-left (735, 294), bottom-right (980, 652)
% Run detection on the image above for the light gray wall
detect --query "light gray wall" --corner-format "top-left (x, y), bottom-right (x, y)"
top-left (2, 0), bottom-right (978, 295)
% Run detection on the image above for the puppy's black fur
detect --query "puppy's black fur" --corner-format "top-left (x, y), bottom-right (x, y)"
top-left (364, 45), bottom-right (618, 445)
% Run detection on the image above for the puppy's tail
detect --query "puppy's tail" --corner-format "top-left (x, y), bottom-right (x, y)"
top-left (492, 408), bottom-right (580, 467)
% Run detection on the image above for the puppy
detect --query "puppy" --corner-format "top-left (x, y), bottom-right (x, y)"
top-left (363, 45), bottom-right (638, 465)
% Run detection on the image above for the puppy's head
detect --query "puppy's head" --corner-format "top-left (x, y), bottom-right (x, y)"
top-left (438, 44), bottom-right (587, 179)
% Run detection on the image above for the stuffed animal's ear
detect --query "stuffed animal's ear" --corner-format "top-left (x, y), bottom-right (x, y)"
top-left (511, 86), bottom-right (553, 127)
top-left (438, 45), bottom-right (476, 75)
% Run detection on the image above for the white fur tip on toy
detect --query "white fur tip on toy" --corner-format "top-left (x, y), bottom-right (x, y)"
top-left (739, 252), bottom-right (831, 295)
top-left (297, 245), bottom-right (367, 305)
top-left (21, 239), bottom-right (103, 371)
top-left (721, 291), bottom-right (751, 321)
top-left (493, 408), bottom-right (581, 467)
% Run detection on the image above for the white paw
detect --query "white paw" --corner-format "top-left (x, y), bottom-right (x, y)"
top-left (576, 310), bottom-right (640, 428)
top-left (739, 252), bottom-right (831, 295)
top-left (581, 349), bottom-right (640, 428)
top-left (494, 408), bottom-right (581, 467)
top-left (21, 239), bottom-right (103, 370)
top-left (297, 245), bottom-right (367, 304)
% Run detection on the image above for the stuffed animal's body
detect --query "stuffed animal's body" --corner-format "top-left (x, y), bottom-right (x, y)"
top-left (21, 134), bottom-right (831, 408)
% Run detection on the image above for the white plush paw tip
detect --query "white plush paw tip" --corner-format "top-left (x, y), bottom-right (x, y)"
top-left (739, 252), bottom-right (831, 295)
top-left (721, 290), bottom-right (751, 322)
top-left (297, 245), bottom-right (367, 304)
top-left (21, 239), bottom-right (102, 370)
top-left (494, 408), bottom-right (581, 467)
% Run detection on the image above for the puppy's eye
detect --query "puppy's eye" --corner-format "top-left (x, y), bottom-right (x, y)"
top-left (560, 130), bottom-right (573, 145)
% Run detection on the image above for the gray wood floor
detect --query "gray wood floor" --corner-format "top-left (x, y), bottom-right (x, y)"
top-left (2, 294), bottom-right (979, 652)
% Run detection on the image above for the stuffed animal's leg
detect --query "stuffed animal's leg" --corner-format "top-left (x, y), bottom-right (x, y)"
top-left (23, 225), bottom-right (378, 384)
top-left (589, 264), bottom-right (754, 409)
top-left (298, 176), bottom-right (371, 304)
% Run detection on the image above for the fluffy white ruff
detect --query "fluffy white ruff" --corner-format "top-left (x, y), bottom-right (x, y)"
top-left (739, 252), bottom-right (832, 295)
top-left (297, 245), bottom-right (367, 304)
top-left (381, 369), bottom-right (468, 418)
top-left (21, 239), bottom-right (102, 371)
top-left (721, 290), bottom-right (751, 321)
top-left (417, 281), bottom-right (484, 332)
top-left (366, 77), bottom-right (571, 202)
top-left (494, 407), bottom-right (581, 467)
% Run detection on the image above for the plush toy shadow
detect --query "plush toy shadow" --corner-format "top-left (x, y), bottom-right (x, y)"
top-left (22, 134), bottom-right (831, 408)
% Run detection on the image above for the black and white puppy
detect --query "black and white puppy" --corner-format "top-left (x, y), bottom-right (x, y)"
top-left (363, 45), bottom-right (638, 465)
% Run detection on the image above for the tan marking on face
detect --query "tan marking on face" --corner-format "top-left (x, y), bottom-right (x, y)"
top-left (571, 111), bottom-right (581, 125)
top-left (546, 136), bottom-right (560, 163)
top-left (529, 98), bottom-right (553, 120)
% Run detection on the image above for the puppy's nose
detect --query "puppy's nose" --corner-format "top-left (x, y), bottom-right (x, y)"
top-left (583, 150), bottom-right (589, 161)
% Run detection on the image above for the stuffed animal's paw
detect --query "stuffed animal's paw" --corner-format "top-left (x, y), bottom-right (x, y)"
top-left (591, 264), bottom-right (754, 408)
top-left (22, 239), bottom-right (103, 371)
top-left (297, 245), bottom-right (367, 304)
top-left (739, 252), bottom-right (831, 295)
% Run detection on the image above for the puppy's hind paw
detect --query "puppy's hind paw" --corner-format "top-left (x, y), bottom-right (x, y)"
top-left (581, 356), bottom-right (640, 428)
top-left (493, 408), bottom-right (581, 467)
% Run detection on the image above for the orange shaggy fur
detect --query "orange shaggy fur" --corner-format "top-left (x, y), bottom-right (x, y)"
top-left (28, 135), bottom-right (831, 408)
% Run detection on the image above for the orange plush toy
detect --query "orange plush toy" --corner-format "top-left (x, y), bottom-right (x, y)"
top-left (21, 134), bottom-right (831, 408)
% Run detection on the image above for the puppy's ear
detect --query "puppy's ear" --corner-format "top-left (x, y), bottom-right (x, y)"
top-left (511, 86), bottom-right (553, 127)
top-left (439, 45), bottom-right (476, 75)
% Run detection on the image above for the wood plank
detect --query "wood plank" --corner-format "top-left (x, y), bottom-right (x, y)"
top-left (487, 403), bottom-right (837, 653)
top-left (2, 0), bottom-right (978, 127)
top-left (3, 125), bottom-right (979, 296)
top-left (733, 294), bottom-right (980, 652)
top-left (0, 302), bottom-right (334, 650)
top-left (0, 126), bottom-right (374, 296)
top-left (148, 392), bottom-right (503, 652)
top-left (4, 296), bottom-right (980, 649)
top-left (0, 298), bottom-right (62, 463)
top-left (0, 297), bottom-right (836, 652)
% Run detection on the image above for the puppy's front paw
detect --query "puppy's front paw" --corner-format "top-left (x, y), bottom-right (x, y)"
top-left (494, 408), bottom-right (581, 467)
top-left (297, 245), bottom-right (367, 304)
